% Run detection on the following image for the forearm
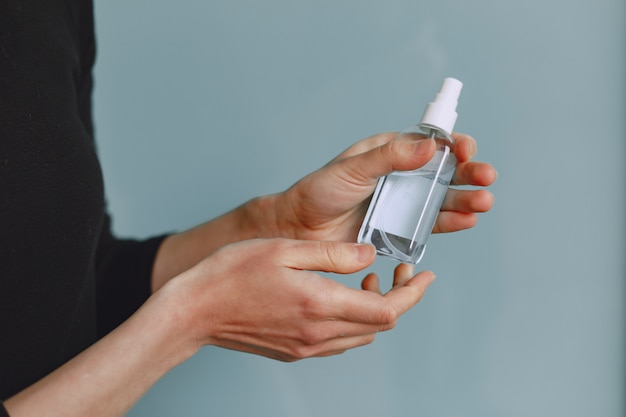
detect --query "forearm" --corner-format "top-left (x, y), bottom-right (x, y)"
top-left (151, 195), bottom-right (281, 291)
top-left (4, 287), bottom-right (198, 417)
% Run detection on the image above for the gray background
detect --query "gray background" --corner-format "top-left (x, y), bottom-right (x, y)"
top-left (93, 1), bottom-right (625, 416)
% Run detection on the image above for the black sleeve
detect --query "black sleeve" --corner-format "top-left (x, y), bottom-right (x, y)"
top-left (0, 402), bottom-right (9, 417)
top-left (94, 213), bottom-right (169, 337)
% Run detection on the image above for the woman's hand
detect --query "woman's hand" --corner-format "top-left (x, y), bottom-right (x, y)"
top-left (168, 238), bottom-right (435, 361)
top-left (271, 132), bottom-right (497, 242)
top-left (151, 132), bottom-right (496, 291)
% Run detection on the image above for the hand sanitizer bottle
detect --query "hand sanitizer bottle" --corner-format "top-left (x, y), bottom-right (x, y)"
top-left (358, 77), bottom-right (463, 264)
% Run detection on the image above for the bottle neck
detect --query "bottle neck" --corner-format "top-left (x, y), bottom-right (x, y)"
top-left (422, 127), bottom-right (454, 144)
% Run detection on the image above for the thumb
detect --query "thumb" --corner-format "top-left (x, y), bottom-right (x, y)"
top-left (336, 134), bottom-right (436, 185)
top-left (282, 240), bottom-right (376, 274)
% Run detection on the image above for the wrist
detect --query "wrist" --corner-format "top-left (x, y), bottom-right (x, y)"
top-left (241, 194), bottom-right (288, 239)
top-left (143, 279), bottom-right (203, 361)
top-left (152, 195), bottom-right (281, 291)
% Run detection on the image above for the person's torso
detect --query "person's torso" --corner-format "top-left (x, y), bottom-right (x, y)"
top-left (0, 0), bottom-right (103, 398)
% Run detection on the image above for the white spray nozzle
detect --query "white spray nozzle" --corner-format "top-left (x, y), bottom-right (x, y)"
top-left (419, 77), bottom-right (463, 138)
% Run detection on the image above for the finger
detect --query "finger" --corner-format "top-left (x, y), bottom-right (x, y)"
top-left (450, 132), bottom-right (477, 162)
top-left (333, 132), bottom-right (475, 167)
top-left (452, 161), bottom-right (498, 187)
top-left (290, 332), bottom-right (377, 360)
top-left (432, 211), bottom-right (478, 234)
top-left (282, 240), bottom-right (376, 274)
top-left (440, 189), bottom-right (495, 213)
top-left (334, 131), bottom-right (473, 164)
top-left (329, 135), bottom-right (436, 188)
top-left (326, 269), bottom-right (435, 327)
top-left (362, 272), bottom-right (382, 294)
top-left (393, 263), bottom-right (414, 288)
top-left (311, 333), bottom-right (377, 357)
top-left (330, 132), bottom-right (398, 162)
top-left (383, 270), bottom-right (436, 316)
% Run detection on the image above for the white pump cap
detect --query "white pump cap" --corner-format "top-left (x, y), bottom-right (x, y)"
top-left (419, 77), bottom-right (463, 138)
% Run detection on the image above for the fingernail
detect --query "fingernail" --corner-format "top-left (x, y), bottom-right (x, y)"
top-left (414, 138), bottom-right (434, 155)
top-left (355, 244), bottom-right (375, 262)
top-left (469, 141), bottom-right (477, 157)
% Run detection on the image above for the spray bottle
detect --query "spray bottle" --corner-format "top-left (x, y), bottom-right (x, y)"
top-left (358, 77), bottom-right (463, 264)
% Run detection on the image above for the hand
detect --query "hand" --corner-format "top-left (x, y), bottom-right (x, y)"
top-left (169, 238), bottom-right (435, 361)
top-left (151, 132), bottom-right (495, 291)
top-left (272, 132), bottom-right (497, 242)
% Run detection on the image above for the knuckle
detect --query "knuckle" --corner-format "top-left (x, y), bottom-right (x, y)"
top-left (377, 305), bottom-right (399, 330)
top-left (300, 289), bottom-right (331, 319)
top-left (320, 241), bottom-right (344, 269)
top-left (382, 137), bottom-right (401, 161)
top-left (290, 344), bottom-right (315, 360)
top-left (276, 350), bottom-right (300, 362)
top-left (270, 238), bottom-right (290, 254)
top-left (298, 326), bottom-right (324, 347)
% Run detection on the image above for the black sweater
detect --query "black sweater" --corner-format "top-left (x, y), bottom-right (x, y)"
top-left (0, 0), bottom-right (166, 409)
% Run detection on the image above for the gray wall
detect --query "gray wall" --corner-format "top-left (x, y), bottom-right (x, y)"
top-left (93, 1), bottom-right (625, 416)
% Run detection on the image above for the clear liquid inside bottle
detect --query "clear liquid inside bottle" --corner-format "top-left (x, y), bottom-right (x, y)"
top-left (358, 130), bottom-right (456, 264)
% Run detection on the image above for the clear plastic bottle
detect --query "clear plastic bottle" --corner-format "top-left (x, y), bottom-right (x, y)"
top-left (358, 78), bottom-right (463, 264)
